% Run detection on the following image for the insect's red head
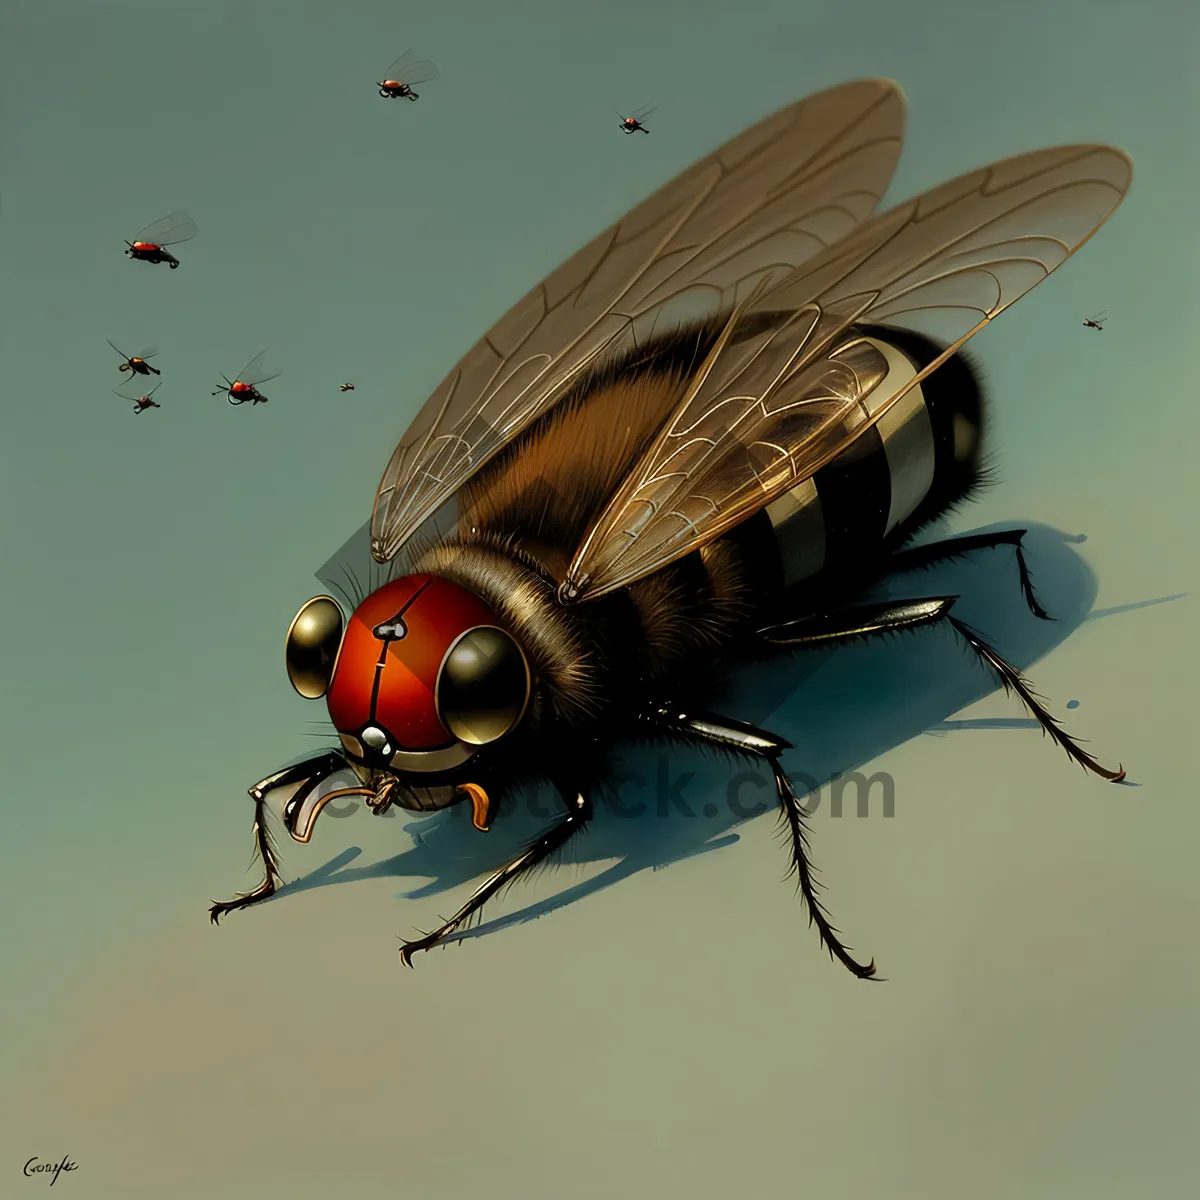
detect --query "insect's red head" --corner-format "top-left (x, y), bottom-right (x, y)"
top-left (284, 575), bottom-right (532, 775)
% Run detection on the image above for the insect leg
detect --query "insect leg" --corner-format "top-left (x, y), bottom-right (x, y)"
top-left (637, 704), bottom-right (876, 980)
top-left (884, 529), bottom-right (1049, 619)
top-left (398, 789), bottom-right (592, 966)
top-left (759, 598), bottom-right (1126, 781)
top-left (209, 751), bottom-right (346, 923)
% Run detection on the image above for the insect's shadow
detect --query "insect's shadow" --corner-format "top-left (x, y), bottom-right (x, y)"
top-left (277, 521), bottom-right (1177, 946)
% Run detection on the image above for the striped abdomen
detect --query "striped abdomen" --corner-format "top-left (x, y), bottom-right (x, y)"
top-left (763, 325), bottom-right (985, 591)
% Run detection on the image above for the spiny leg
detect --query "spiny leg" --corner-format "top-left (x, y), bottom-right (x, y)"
top-left (770, 757), bottom-right (878, 979)
top-left (885, 529), bottom-right (1049, 620)
top-left (209, 751), bottom-right (345, 923)
top-left (945, 614), bottom-right (1125, 781)
top-left (399, 790), bottom-right (592, 966)
top-left (759, 597), bottom-right (1126, 782)
top-left (638, 705), bottom-right (877, 980)
top-left (208, 789), bottom-right (280, 922)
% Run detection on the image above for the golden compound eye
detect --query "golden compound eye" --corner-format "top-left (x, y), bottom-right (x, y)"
top-left (285, 596), bottom-right (345, 699)
top-left (435, 626), bottom-right (531, 745)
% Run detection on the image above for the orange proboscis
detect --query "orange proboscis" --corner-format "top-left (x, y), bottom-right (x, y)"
top-left (457, 782), bottom-right (492, 831)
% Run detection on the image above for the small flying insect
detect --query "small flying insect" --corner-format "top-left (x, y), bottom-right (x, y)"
top-left (108, 339), bottom-right (160, 377)
top-left (114, 379), bottom-right (163, 414)
top-left (340, 383), bottom-right (356, 392)
top-left (377, 50), bottom-right (438, 100)
top-left (124, 211), bottom-right (197, 269)
top-left (1083, 311), bottom-right (1107, 330)
top-left (212, 350), bottom-right (280, 406)
top-left (616, 104), bottom-right (655, 134)
top-left (211, 80), bottom-right (1132, 978)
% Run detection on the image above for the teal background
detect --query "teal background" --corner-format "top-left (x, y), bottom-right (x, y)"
top-left (1, 0), bottom-right (1196, 1197)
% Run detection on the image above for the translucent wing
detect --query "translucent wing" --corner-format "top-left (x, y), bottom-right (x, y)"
top-left (113, 378), bottom-right (162, 400)
top-left (370, 78), bottom-right (907, 563)
top-left (133, 211), bottom-right (197, 246)
top-left (562, 144), bottom-right (1132, 602)
top-left (383, 50), bottom-right (438, 86)
top-left (108, 339), bottom-right (158, 362)
top-left (233, 349), bottom-right (281, 386)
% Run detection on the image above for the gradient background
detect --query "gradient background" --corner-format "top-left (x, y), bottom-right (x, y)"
top-left (1, 0), bottom-right (1197, 1196)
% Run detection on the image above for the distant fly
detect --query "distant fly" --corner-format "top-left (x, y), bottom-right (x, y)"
top-left (616, 104), bottom-right (656, 134)
top-left (213, 350), bottom-right (280, 406)
top-left (114, 379), bottom-right (162, 414)
top-left (339, 382), bottom-right (356, 392)
top-left (378, 50), bottom-right (438, 100)
top-left (108, 339), bottom-right (161, 377)
top-left (124, 211), bottom-right (197, 269)
top-left (1083, 311), bottom-right (1107, 330)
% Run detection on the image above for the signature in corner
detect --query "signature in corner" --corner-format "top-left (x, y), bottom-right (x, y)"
top-left (23, 1156), bottom-right (78, 1185)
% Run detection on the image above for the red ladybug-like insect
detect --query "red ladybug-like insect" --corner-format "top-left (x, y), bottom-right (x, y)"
top-left (124, 211), bottom-right (197, 269)
top-left (113, 379), bottom-right (162, 413)
top-left (616, 104), bottom-right (655, 134)
top-left (212, 349), bottom-right (280, 406)
top-left (108, 339), bottom-right (161, 377)
top-left (377, 49), bottom-right (438, 100)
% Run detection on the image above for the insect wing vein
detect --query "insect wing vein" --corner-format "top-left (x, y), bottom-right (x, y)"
top-left (563, 143), bottom-right (1132, 600)
top-left (135, 210), bottom-right (197, 246)
top-left (367, 79), bottom-right (907, 564)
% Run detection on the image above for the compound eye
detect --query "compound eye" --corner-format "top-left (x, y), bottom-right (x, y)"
top-left (285, 596), bottom-right (345, 699)
top-left (436, 626), bottom-right (531, 745)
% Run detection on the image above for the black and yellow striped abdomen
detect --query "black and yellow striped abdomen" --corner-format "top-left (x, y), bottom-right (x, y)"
top-left (762, 325), bottom-right (985, 593)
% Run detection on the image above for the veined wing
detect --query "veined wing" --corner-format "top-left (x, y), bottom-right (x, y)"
top-left (134, 211), bottom-right (197, 246)
top-left (234, 349), bottom-right (281, 387)
top-left (368, 78), bottom-right (907, 563)
top-left (561, 143), bottom-right (1132, 602)
top-left (383, 50), bottom-right (439, 86)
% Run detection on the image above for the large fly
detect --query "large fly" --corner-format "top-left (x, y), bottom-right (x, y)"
top-left (210, 79), bottom-right (1132, 978)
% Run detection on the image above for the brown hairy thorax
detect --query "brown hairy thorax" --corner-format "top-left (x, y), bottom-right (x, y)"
top-left (408, 332), bottom-right (769, 726)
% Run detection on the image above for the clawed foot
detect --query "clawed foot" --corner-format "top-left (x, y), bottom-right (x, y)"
top-left (399, 923), bottom-right (460, 967)
top-left (366, 779), bottom-right (397, 816)
top-left (399, 931), bottom-right (440, 967)
top-left (209, 880), bottom-right (275, 924)
top-left (209, 898), bottom-right (245, 924)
